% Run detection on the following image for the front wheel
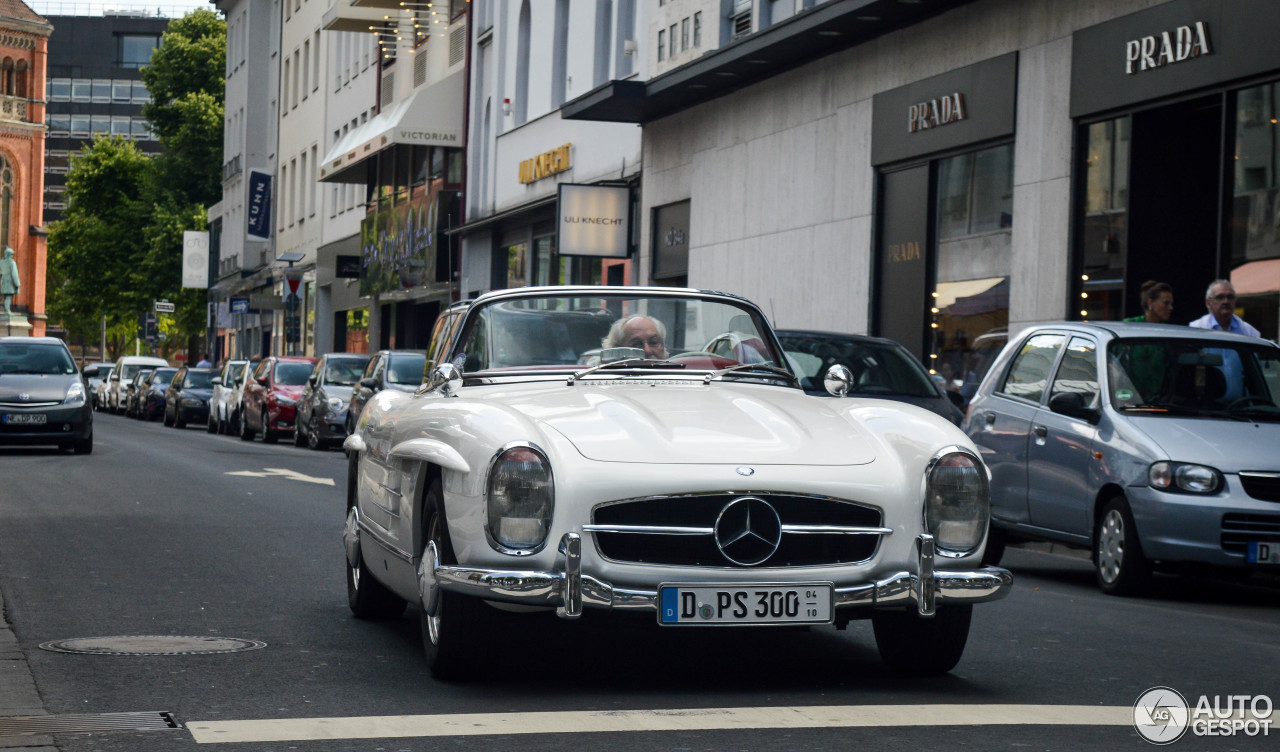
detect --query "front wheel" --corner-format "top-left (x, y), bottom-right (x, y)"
top-left (293, 421), bottom-right (306, 447)
top-left (238, 407), bottom-right (255, 441)
top-left (261, 410), bottom-right (277, 444)
top-left (174, 410), bottom-right (187, 429)
top-left (1094, 495), bottom-right (1151, 596)
top-left (345, 505), bottom-right (407, 620)
top-left (72, 432), bottom-right (93, 455)
top-left (872, 605), bottom-right (972, 675)
top-left (207, 413), bottom-right (217, 433)
top-left (420, 477), bottom-right (489, 680)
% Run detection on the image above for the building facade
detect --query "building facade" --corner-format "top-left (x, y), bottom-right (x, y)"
top-left (42, 12), bottom-right (164, 225)
top-left (457, 0), bottom-right (647, 300)
top-left (0, 0), bottom-right (50, 336)
top-left (567, 0), bottom-right (1280, 387)
top-left (320, 0), bottom-right (467, 352)
top-left (210, 0), bottom-right (280, 361)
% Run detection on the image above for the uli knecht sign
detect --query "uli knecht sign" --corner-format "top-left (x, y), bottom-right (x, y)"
top-left (557, 184), bottom-right (629, 258)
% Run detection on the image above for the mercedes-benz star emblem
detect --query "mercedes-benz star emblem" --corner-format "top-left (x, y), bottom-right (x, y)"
top-left (735, 466), bottom-right (754, 476)
top-left (714, 496), bottom-right (782, 566)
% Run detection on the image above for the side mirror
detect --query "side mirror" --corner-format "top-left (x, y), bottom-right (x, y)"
top-left (1048, 391), bottom-right (1100, 424)
top-left (425, 363), bottom-right (463, 397)
top-left (359, 377), bottom-right (378, 391)
top-left (83, 366), bottom-right (99, 377)
top-left (824, 364), bottom-right (853, 398)
top-left (212, 377), bottom-right (222, 386)
top-left (257, 376), bottom-right (269, 386)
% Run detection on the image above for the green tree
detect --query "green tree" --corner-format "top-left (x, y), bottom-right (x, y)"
top-left (46, 136), bottom-right (152, 356)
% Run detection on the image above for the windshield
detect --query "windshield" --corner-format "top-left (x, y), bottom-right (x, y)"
top-left (1108, 338), bottom-right (1280, 419)
top-left (454, 292), bottom-right (786, 377)
top-left (0, 343), bottom-right (77, 375)
top-left (325, 357), bottom-right (369, 385)
top-left (150, 369), bottom-right (176, 387)
top-left (387, 353), bottom-right (427, 385)
top-left (274, 362), bottom-right (314, 386)
top-left (778, 334), bottom-right (938, 397)
top-left (184, 371), bottom-right (214, 389)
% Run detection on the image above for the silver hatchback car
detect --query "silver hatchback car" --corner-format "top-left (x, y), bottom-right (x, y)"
top-left (963, 322), bottom-right (1280, 595)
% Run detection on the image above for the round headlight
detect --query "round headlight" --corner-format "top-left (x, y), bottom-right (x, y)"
top-left (1149, 461), bottom-right (1223, 494)
top-left (485, 444), bottom-right (554, 553)
top-left (924, 449), bottom-right (989, 555)
top-left (327, 397), bottom-right (345, 411)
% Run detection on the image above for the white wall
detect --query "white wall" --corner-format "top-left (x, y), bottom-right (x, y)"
top-left (641, 0), bottom-right (1165, 335)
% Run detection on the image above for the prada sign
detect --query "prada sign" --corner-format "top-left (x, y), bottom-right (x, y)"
top-left (1125, 21), bottom-right (1211, 74)
top-left (519, 143), bottom-right (572, 184)
top-left (872, 53), bottom-right (1016, 166)
top-left (1072, 0), bottom-right (1280, 118)
top-left (908, 93), bottom-right (966, 133)
top-left (557, 183), bottom-right (629, 258)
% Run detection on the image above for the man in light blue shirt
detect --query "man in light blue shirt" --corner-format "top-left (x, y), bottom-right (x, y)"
top-left (1189, 280), bottom-right (1261, 337)
top-left (1188, 279), bottom-right (1259, 403)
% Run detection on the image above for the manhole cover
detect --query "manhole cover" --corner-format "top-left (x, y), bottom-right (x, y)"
top-left (39, 636), bottom-right (266, 656)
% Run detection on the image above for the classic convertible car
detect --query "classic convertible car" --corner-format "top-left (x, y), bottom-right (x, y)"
top-left (343, 287), bottom-right (1012, 678)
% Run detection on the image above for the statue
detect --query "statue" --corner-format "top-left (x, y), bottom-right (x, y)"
top-left (0, 247), bottom-right (19, 317)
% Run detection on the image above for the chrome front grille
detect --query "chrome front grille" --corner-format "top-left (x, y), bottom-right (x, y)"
top-left (1221, 513), bottom-right (1280, 555)
top-left (0, 401), bottom-right (60, 408)
top-left (587, 493), bottom-right (887, 567)
top-left (1239, 472), bottom-right (1280, 503)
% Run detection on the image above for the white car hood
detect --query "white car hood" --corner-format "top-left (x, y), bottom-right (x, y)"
top-left (504, 381), bottom-right (877, 466)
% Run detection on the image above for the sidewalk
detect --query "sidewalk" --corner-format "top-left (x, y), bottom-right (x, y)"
top-left (0, 590), bottom-right (54, 750)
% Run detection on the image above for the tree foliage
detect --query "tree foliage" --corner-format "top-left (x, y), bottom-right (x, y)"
top-left (50, 10), bottom-right (225, 356)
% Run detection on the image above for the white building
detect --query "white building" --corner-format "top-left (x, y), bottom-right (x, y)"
top-left (320, 0), bottom-right (467, 351)
top-left (567, 0), bottom-right (1280, 376)
top-left (210, 0), bottom-right (281, 361)
top-left (456, 0), bottom-right (648, 298)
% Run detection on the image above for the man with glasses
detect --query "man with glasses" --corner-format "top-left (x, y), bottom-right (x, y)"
top-left (1189, 280), bottom-right (1261, 337)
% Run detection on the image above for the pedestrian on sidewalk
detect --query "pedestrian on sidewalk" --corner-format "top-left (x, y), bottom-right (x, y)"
top-left (1124, 280), bottom-right (1173, 323)
top-left (1189, 280), bottom-right (1260, 337)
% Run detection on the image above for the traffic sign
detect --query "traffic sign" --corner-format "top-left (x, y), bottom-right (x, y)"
top-left (230, 297), bottom-right (250, 314)
top-left (154, 300), bottom-right (175, 314)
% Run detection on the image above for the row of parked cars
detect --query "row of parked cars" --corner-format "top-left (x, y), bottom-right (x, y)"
top-left (90, 348), bottom-right (434, 450)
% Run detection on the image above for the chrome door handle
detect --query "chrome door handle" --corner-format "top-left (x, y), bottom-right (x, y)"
top-left (1033, 425), bottom-right (1047, 439)
top-left (984, 411), bottom-right (996, 425)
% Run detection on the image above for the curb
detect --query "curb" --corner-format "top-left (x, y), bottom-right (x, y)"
top-left (0, 590), bottom-right (55, 750)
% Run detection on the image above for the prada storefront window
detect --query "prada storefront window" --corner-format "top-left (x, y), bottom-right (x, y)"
top-left (1079, 117), bottom-right (1131, 321)
top-left (1231, 82), bottom-right (1280, 339)
top-left (932, 143), bottom-right (1013, 396)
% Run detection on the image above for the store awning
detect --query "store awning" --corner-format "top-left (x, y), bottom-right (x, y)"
top-left (935, 277), bottom-right (1006, 309)
top-left (1232, 259), bottom-right (1280, 296)
top-left (319, 70), bottom-right (465, 184)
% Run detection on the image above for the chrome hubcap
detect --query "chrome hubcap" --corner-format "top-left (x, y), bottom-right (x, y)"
top-left (418, 535), bottom-right (442, 645)
top-left (1098, 509), bottom-right (1125, 584)
top-left (343, 507), bottom-right (361, 575)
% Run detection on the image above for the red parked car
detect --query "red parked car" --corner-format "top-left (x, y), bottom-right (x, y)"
top-left (238, 356), bottom-right (317, 443)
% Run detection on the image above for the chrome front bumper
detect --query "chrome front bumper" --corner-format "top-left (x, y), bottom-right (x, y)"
top-left (421, 532), bottom-right (1012, 620)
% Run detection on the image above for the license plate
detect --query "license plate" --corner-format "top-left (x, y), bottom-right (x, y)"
top-left (1, 413), bottom-right (46, 425)
top-left (1247, 542), bottom-right (1280, 564)
top-left (658, 583), bottom-right (833, 625)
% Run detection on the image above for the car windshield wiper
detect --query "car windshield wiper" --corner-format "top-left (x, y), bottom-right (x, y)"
top-left (567, 358), bottom-right (685, 386)
top-left (703, 362), bottom-right (800, 387)
top-left (1116, 402), bottom-right (1198, 415)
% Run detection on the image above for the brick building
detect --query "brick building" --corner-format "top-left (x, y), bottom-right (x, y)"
top-left (0, 0), bottom-right (50, 336)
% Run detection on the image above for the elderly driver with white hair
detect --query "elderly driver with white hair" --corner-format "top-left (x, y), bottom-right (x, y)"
top-left (603, 314), bottom-right (668, 360)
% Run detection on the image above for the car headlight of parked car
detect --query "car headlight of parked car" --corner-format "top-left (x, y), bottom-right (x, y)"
top-left (182, 397), bottom-right (204, 407)
top-left (485, 443), bottom-right (554, 554)
top-left (327, 397), bottom-right (345, 412)
top-left (1148, 461), bottom-right (1223, 494)
top-left (276, 396), bottom-right (296, 406)
top-left (63, 382), bottom-right (86, 405)
top-left (923, 448), bottom-right (989, 556)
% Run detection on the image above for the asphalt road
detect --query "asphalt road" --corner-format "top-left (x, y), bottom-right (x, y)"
top-left (0, 412), bottom-right (1278, 751)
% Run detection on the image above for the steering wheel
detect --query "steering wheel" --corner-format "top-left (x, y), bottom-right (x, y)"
top-left (1225, 395), bottom-right (1275, 411)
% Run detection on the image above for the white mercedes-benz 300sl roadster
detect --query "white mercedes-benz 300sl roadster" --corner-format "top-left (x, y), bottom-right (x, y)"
top-left (343, 286), bottom-right (1012, 677)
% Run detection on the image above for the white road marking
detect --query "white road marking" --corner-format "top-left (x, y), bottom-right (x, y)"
top-left (224, 468), bottom-right (335, 486)
top-left (186, 705), bottom-right (1133, 743)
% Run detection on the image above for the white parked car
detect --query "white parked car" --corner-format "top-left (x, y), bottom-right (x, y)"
top-left (208, 359), bottom-right (252, 434)
top-left (343, 287), bottom-right (1011, 678)
top-left (106, 355), bottom-right (168, 414)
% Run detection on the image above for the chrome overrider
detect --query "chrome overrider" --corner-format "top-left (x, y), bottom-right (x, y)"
top-left (418, 532), bottom-right (1012, 620)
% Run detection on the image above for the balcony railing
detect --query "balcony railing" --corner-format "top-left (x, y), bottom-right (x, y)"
top-left (0, 95), bottom-right (28, 123)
